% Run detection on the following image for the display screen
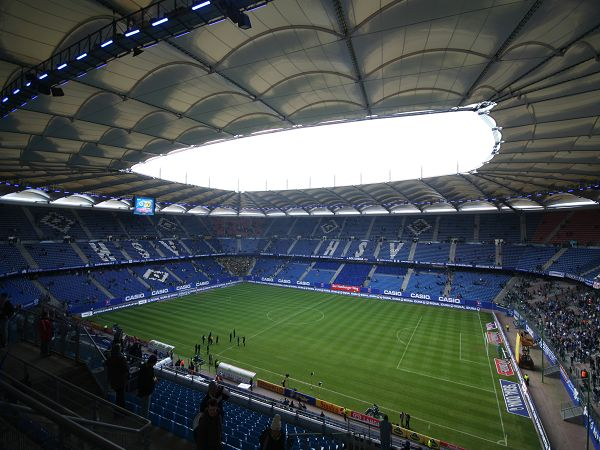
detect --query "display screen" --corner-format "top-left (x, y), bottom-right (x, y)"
top-left (133, 196), bottom-right (155, 216)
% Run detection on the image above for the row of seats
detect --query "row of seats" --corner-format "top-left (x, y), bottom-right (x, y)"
top-left (126, 379), bottom-right (344, 450)
top-left (3, 204), bottom-right (600, 244)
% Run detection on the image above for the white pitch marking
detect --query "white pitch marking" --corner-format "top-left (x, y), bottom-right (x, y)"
top-left (396, 315), bottom-right (423, 369)
top-left (479, 311), bottom-right (508, 447)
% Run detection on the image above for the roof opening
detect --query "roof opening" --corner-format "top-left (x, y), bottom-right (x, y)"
top-left (132, 110), bottom-right (499, 192)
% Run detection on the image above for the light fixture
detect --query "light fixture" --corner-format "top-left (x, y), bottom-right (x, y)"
top-left (76, 53), bottom-right (87, 60)
top-left (100, 40), bottom-right (113, 48)
top-left (192, 1), bottom-right (210, 10)
top-left (152, 18), bottom-right (169, 26)
top-left (57, 63), bottom-right (67, 70)
top-left (125, 29), bottom-right (140, 37)
top-left (38, 73), bottom-right (48, 80)
top-left (12, 89), bottom-right (20, 95)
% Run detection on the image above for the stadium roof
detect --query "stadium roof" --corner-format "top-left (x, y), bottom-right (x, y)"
top-left (1, 0), bottom-right (599, 215)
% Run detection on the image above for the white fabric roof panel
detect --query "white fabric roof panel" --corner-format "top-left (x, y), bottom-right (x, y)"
top-left (0, 0), bottom-right (599, 213)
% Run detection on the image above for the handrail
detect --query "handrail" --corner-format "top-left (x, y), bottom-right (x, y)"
top-left (0, 378), bottom-right (126, 450)
top-left (1, 351), bottom-right (149, 430)
top-left (81, 322), bottom-right (108, 361)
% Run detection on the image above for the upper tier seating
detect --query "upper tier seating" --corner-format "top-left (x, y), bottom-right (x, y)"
top-left (479, 214), bottom-right (521, 243)
top-left (24, 242), bottom-right (84, 269)
top-left (0, 243), bottom-right (29, 273)
top-left (551, 210), bottom-right (600, 245)
top-left (454, 243), bottom-right (496, 266)
top-left (437, 215), bottom-right (474, 241)
top-left (413, 242), bottom-right (450, 264)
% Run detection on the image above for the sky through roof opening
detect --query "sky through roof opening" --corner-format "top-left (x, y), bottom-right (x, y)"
top-left (132, 111), bottom-right (498, 192)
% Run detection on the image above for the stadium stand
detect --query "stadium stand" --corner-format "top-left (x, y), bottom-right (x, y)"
top-left (0, 242), bottom-right (29, 273)
top-left (368, 265), bottom-right (408, 292)
top-left (332, 263), bottom-right (371, 286)
top-left (550, 210), bottom-right (600, 246)
top-left (275, 261), bottom-right (311, 281)
top-left (454, 243), bottom-right (496, 267)
top-left (24, 242), bottom-right (84, 270)
top-left (413, 242), bottom-right (451, 264)
top-left (405, 269), bottom-right (447, 296)
top-left (268, 238), bottom-right (296, 255)
top-left (436, 215), bottom-right (475, 242)
top-left (479, 214), bottom-right (521, 243)
top-left (450, 271), bottom-right (510, 302)
top-left (303, 261), bottom-right (341, 285)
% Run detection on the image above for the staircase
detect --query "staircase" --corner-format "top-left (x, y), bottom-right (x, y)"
top-left (329, 263), bottom-right (345, 284)
top-left (542, 248), bottom-right (567, 271)
top-left (16, 243), bottom-right (38, 269)
top-left (364, 265), bottom-right (378, 287)
top-left (443, 272), bottom-right (454, 297)
top-left (449, 241), bottom-right (457, 263)
top-left (407, 241), bottom-right (418, 261)
top-left (21, 206), bottom-right (44, 239)
top-left (401, 268), bottom-right (414, 291)
top-left (128, 267), bottom-right (151, 290)
top-left (298, 262), bottom-right (316, 282)
top-left (90, 277), bottom-right (115, 299)
top-left (373, 241), bottom-right (383, 259)
top-left (70, 242), bottom-right (89, 264)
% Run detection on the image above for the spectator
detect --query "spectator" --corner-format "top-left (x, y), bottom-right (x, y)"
top-left (106, 344), bottom-right (129, 409)
top-left (0, 293), bottom-right (15, 348)
top-left (259, 414), bottom-right (286, 450)
top-left (137, 354), bottom-right (158, 418)
top-left (200, 380), bottom-right (230, 418)
top-left (193, 398), bottom-right (222, 450)
top-left (37, 310), bottom-right (52, 356)
top-left (379, 414), bottom-right (391, 450)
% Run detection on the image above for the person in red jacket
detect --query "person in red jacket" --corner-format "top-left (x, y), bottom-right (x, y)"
top-left (38, 311), bottom-right (52, 356)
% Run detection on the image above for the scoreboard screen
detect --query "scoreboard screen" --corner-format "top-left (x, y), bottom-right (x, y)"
top-left (133, 196), bottom-right (155, 216)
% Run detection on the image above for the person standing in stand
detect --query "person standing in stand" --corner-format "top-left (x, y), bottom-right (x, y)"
top-left (0, 293), bottom-right (15, 349)
top-left (193, 398), bottom-right (222, 450)
top-left (38, 311), bottom-right (52, 356)
top-left (106, 344), bottom-right (129, 409)
top-left (379, 415), bottom-right (391, 450)
top-left (137, 355), bottom-right (158, 418)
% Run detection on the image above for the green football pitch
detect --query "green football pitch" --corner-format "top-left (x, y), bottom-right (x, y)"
top-left (90, 283), bottom-right (540, 450)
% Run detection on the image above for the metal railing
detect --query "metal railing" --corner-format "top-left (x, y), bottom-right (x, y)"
top-left (0, 378), bottom-right (126, 450)
top-left (1, 332), bottom-right (151, 449)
